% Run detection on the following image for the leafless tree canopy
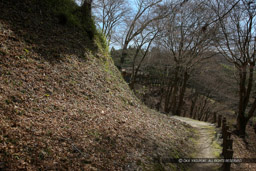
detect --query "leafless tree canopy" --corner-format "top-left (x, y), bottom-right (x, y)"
top-left (92, 0), bottom-right (256, 136)
top-left (213, 0), bottom-right (256, 136)
top-left (92, 0), bottom-right (129, 43)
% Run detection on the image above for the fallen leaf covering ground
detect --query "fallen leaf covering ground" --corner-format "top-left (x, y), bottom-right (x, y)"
top-left (231, 125), bottom-right (256, 171)
top-left (0, 1), bottom-right (197, 170)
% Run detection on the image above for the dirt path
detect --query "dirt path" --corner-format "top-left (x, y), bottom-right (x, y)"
top-left (172, 116), bottom-right (222, 171)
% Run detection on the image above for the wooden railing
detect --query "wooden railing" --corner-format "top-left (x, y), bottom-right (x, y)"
top-left (218, 115), bottom-right (234, 171)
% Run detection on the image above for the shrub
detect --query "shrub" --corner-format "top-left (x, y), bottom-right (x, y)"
top-left (95, 30), bottom-right (109, 54)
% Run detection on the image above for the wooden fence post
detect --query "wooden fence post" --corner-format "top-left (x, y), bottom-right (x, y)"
top-left (222, 118), bottom-right (227, 134)
top-left (213, 112), bottom-right (217, 124)
top-left (218, 115), bottom-right (222, 128)
top-left (222, 125), bottom-right (228, 157)
top-left (223, 149), bottom-right (233, 171)
top-left (226, 130), bottom-right (232, 139)
top-left (226, 138), bottom-right (233, 150)
top-left (217, 116), bottom-right (234, 171)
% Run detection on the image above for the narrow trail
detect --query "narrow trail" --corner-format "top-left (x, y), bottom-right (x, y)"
top-left (172, 116), bottom-right (222, 171)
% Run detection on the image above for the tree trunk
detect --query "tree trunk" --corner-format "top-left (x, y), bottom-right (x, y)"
top-left (164, 79), bottom-right (173, 113)
top-left (238, 64), bottom-right (247, 121)
top-left (170, 85), bottom-right (178, 114)
top-left (236, 114), bottom-right (248, 137)
top-left (129, 64), bottom-right (136, 90)
top-left (164, 87), bottom-right (173, 113)
top-left (168, 67), bottom-right (179, 114)
top-left (193, 106), bottom-right (198, 119)
top-left (129, 80), bottom-right (135, 90)
top-left (175, 71), bottom-right (189, 116)
top-left (236, 63), bottom-right (255, 137)
top-left (120, 43), bottom-right (128, 68)
top-left (190, 94), bottom-right (198, 118)
top-left (157, 87), bottom-right (165, 111)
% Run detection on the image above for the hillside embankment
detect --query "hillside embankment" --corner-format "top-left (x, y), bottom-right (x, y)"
top-left (0, 1), bottom-right (198, 170)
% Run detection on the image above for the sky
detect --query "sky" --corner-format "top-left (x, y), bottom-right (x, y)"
top-left (75, 0), bottom-right (137, 9)
top-left (73, 0), bottom-right (149, 50)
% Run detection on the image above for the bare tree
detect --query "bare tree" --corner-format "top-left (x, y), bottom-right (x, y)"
top-left (129, 22), bottom-right (161, 90)
top-left (215, 0), bottom-right (256, 137)
top-left (119, 0), bottom-right (168, 68)
top-left (92, 0), bottom-right (129, 43)
top-left (159, 0), bottom-right (217, 115)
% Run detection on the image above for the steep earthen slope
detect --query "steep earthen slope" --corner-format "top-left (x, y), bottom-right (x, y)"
top-left (0, 1), bottom-right (196, 170)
